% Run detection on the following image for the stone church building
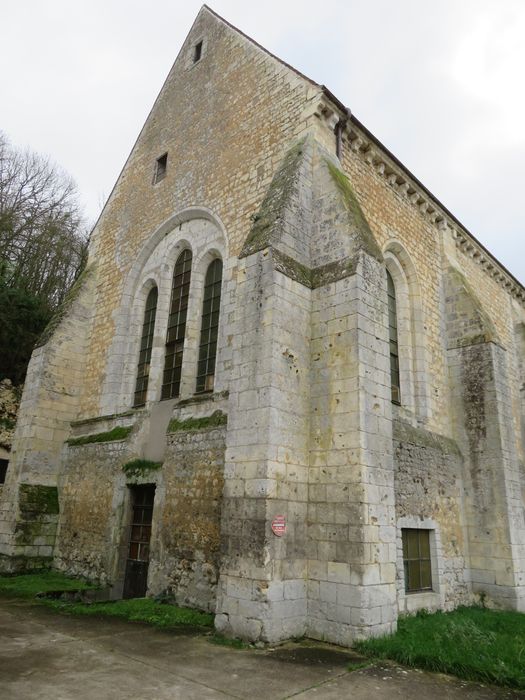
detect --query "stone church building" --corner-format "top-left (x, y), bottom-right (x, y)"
top-left (1, 6), bottom-right (524, 645)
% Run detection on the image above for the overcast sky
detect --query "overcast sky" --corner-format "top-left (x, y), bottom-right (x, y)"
top-left (2, 1), bottom-right (524, 282)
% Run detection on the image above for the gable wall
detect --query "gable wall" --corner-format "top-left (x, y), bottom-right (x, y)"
top-left (81, 9), bottom-right (315, 418)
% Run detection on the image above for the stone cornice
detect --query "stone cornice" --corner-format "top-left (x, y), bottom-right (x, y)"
top-left (342, 123), bottom-right (525, 305)
top-left (301, 94), bottom-right (346, 131)
top-left (450, 229), bottom-right (525, 302)
top-left (296, 93), bottom-right (524, 304)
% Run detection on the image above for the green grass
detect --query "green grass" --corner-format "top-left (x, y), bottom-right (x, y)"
top-left (167, 410), bottom-right (227, 434)
top-left (347, 660), bottom-right (373, 672)
top-left (0, 571), bottom-right (96, 598)
top-left (122, 458), bottom-right (162, 478)
top-left (67, 425), bottom-right (132, 446)
top-left (44, 597), bottom-right (214, 629)
top-left (0, 572), bottom-right (213, 630)
top-left (355, 606), bottom-right (525, 690)
top-left (209, 633), bottom-right (250, 649)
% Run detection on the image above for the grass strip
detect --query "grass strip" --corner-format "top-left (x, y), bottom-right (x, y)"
top-left (42, 597), bottom-right (214, 629)
top-left (0, 571), bottom-right (96, 598)
top-left (355, 607), bottom-right (525, 690)
top-left (167, 410), bottom-right (227, 434)
top-left (0, 572), bottom-right (213, 630)
top-left (122, 458), bottom-right (162, 478)
top-left (67, 425), bottom-right (132, 446)
top-left (208, 633), bottom-right (250, 649)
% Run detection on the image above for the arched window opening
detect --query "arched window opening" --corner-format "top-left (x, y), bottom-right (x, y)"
top-left (387, 269), bottom-right (401, 404)
top-left (196, 258), bottom-right (223, 393)
top-left (161, 249), bottom-right (192, 399)
top-left (133, 286), bottom-right (158, 407)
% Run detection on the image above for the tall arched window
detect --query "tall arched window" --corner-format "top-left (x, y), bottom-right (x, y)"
top-left (133, 286), bottom-right (158, 407)
top-left (161, 249), bottom-right (192, 399)
top-left (196, 258), bottom-right (223, 393)
top-left (387, 269), bottom-right (401, 404)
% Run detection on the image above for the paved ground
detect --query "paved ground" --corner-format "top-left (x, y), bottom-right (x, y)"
top-left (0, 597), bottom-right (523, 700)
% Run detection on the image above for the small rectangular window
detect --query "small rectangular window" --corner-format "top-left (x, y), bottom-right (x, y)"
top-left (0, 458), bottom-right (8, 484)
top-left (402, 529), bottom-right (432, 593)
top-left (153, 153), bottom-right (167, 184)
top-left (193, 40), bottom-right (203, 63)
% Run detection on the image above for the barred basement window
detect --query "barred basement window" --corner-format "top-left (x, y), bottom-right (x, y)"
top-left (402, 528), bottom-right (432, 593)
top-left (161, 249), bottom-right (192, 399)
top-left (133, 287), bottom-right (158, 407)
top-left (387, 269), bottom-right (401, 404)
top-left (153, 153), bottom-right (167, 183)
top-left (196, 258), bottom-right (222, 393)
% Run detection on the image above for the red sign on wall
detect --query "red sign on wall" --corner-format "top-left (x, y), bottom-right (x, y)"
top-left (271, 515), bottom-right (286, 537)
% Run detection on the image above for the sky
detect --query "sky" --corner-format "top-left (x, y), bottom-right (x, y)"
top-left (2, 0), bottom-right (524, 282)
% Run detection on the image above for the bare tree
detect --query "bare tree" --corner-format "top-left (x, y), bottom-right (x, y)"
top-left (0, 132), bottom-right (88, 310)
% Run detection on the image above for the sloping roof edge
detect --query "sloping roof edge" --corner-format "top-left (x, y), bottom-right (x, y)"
top-left (205, 5), bottom-right (523, 293)
top-left (345, 106), bottom-right (524, 294)
top-left (202, 4), bottom-right (320, 88)
top-left (91, 4), bottom-right (522, 295)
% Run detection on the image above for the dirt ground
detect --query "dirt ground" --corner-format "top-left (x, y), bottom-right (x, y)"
top-left (1, 597), bottom-right (522, 700)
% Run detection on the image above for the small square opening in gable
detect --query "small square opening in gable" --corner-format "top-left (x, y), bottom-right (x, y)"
top-left (193, 40), bottom-right (203, 63)
top-left (153, 153), bottom-right (167, 184)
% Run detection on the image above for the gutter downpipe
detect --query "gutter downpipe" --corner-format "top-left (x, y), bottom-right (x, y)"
top-left (334, 108), bottom-right (351, 160)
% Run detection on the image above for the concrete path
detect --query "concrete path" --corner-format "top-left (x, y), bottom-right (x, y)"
top-left (0, 597), bottom-right (522, 700)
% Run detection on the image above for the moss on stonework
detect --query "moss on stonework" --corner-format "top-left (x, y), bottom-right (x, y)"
top-left (240, 139), bottom-right (306, 257)
top-left (311, 257), bottom-right (358, 288)
top-left (0, 554), bottom-right (53, 572)
top-left (272, 249), bottom-right (313, 288)
top-left (167, 410), bottom-right (227, 434)
top-left (67, 425), bottom-right (132, 446)
top-left (325, 160), bottom-right (382, 262)
top-left (14, 485), bottom-right (58, 544)
top-left (19, 485), bottom-right (59, 515)
top-left (0, 416), bottom-right (16, 430)
top-left (122, 458), bottom-right (162, 478)
top-left (272, 249), bottom-right (359, 290)
top-left (14, 521), bottom-right (45, 546)
top-left (36, 263), bottom-right (95, 348)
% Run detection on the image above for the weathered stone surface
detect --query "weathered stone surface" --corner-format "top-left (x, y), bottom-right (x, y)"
top-left (0, 379), bottom-right (20, 452)
top-left (1, 5), bottom-right (524, 644)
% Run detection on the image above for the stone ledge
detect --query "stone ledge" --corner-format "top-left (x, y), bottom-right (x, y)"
top-left (70, 409), bottom-right (139, 428)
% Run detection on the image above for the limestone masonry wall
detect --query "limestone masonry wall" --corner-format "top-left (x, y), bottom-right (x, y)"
top-left (81, 8), bottom-right (315, 417)
top-left (150, 425), bottom-right (226, 612)
top-left (1, 5), bottom-right (524, 646)
top-left (393, 419), bottom-right (469, 612)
